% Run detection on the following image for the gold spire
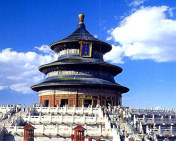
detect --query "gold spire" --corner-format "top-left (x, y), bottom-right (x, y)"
top-left (78, 14), bottom-right (85, 24)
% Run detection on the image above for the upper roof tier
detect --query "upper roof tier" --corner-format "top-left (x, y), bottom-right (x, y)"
top-left (50, 14), bottom-right (112, 54)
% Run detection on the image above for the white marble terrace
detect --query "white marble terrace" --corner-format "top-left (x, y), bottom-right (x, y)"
top-left (0, 105), bottom-right (176, 141)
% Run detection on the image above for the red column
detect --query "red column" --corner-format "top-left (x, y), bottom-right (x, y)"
top-left (96, 139), bottom-right (100, 141)
top-left (39, 96), bottom-right (42, 105)
top-left (68, 99), bottom-right (70, 107)
top-left (52, 95), bottom-right (55, 107)
top-left (24, 130), bottom-right (26, 141)
top-left (98, 95), bottom-right (101, 106)
top-left (71, 134), bottom-right (74, 141)
top-left (81, 136), bottom-right (84, 141)
top-left (75, 94), bottom-right (78, 107)
top-left (88, 137), bottom-right (92, 141)
top-left (76, 134), bottom-right (78, 141)
top-left (74, 131), bottom-right (78, 141)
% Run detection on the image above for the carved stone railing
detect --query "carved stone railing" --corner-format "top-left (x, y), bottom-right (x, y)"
top-left (5, 124), bottom-right (112, 138)
top-left (131, 108), bottom-right (175, 116)
top-left (33, 105), bottom-right (100, 116)
top-left (22, 114), bottom-right (104, 125)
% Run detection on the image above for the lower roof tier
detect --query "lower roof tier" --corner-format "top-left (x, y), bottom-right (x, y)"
top-left (31, 77), bottom-right (129, 93)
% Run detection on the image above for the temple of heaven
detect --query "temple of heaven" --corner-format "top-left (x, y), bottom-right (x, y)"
top-left (31, 14), bottom-right (129, 107)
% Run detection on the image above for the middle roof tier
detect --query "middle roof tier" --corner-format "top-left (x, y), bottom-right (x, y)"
top-left (39, 57), bottom-right (123, 76)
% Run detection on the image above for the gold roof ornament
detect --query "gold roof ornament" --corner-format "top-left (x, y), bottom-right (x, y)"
top-left (79, 14), bottom-right (85, 24)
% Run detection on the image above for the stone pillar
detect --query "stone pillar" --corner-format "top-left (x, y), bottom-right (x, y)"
top-left (90, 105), bottom-right (93, 114)
top-left (139, 121), bottom-right (143, 133)
top-left (40, 105), bottom-right (42, 113)
top-left (56, 105), bottom-right (59, 113)
top-left (64, 105), bottom-right (67, 114)
top-left (95, 115), bottom-right (97, 122)
top-left (82, 105), bottom-right (84, 114)
top-left (50, 113), bottom-right (52, 123)
top-left (161, 116), bottom-right (163, 123)
top-left (61, 114), bottom-right (63, 123)
top-left (15, 124), bottom-right (17, 133)
top-left (99, 124), bottom-right (102, 136)
top-left (152, 114), bottom-right (155, 123)
top-left (133, 114), bottom-right (136, 124)
top-left (143, 114), bottom-right (145, 122)
top-left (146, 125), bottom-right (149, 134)
top-left (170, 126), bottom-right (173, 135)
top-left (56, 124), bottom-right (59, 135)
top-left (42, 124), bottom-right (44, 134)
top-left (85, 124), bottom-right (87, 135)
top-left (73, 106), bottom-right (76, 114)
top-left (83, 114), bottom-right (86, 124)
top-left (158, 125), bottom-right (161, 135)
top-left (39, 112), bottom-right (42, 123)
top-left (28, 113), bottom-right (31, 122)
top-left (72, 114), bottom-right (74, 123)
top-left (48, 105), bottom-right (51, 113)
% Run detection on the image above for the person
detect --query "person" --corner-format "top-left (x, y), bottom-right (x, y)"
top-left (145, 137), bottom-right (150, 141)
top-left (124, 135), bottom-right (129, 141)
top-left (131, 123), bottom-right (134, 131)
top-left (105, 110), bottom-right (109, 117)
top-left (122, 127), bottom-right (125, 136)
top-left (96, 104), bottom-right (100, 108)
top-left (131, 137), bottom-right (134, 141)
top-left (23, 104), bottom-right (26, 112)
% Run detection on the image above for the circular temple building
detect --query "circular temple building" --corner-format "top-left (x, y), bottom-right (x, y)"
top-left (31, 14), bottom-right (129, 107)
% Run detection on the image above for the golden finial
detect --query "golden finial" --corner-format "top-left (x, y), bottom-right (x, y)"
top-left (79, 14), bottom-right (85, 24)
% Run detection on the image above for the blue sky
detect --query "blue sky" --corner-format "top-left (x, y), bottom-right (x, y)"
top-left (0, 0), bottom-right (176, 109)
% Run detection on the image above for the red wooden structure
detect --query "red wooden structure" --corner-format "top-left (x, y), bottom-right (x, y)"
top-left (73, 125), bottom-right (86, 141)
top-left (71, 134), bottom-right (74, 141)
top-left (23, 124), bottom-right (35, 141)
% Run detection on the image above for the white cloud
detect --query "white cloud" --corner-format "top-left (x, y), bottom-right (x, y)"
top-left (35, 45), bottom-right (53, 54)
top-left (130, 0), bottom-right (147, 7)
top-left (105, 6), bottom-right (176, 63)
top-left (104, 45), bottom-right (125, 64)
top-left (0, 45), bottom-right (56, 94)
top-left (0, 86), bottom-right (8, 90)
